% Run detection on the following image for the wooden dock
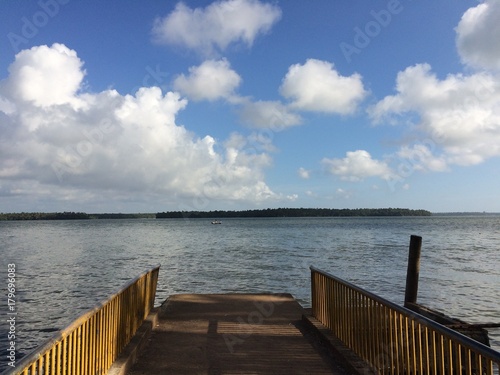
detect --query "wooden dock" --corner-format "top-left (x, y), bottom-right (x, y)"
top-left (8, 260), bottom-right (499, 375)
top-left (111, 293), bottom-right (361, 375)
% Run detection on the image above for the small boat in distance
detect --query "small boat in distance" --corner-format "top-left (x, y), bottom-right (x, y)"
top-left (211, 220), bottom-right (222, 224)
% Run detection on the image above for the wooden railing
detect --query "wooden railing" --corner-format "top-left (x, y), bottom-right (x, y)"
top-left (311, 266), bottom-right (500, 375)
top-left (5, 265), bottom-right (160, 375)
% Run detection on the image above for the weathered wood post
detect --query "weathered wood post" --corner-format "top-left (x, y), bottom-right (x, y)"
top-left (404, 235), bottom-right (422, 307)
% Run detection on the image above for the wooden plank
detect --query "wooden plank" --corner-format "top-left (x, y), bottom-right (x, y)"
top-left (127, 294), bottom-right (350, 375)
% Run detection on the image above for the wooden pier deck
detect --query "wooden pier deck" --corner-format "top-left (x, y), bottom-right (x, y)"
top-left (115, 293), bottom-right (360, 375)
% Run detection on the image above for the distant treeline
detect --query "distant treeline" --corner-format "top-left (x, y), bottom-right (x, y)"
top-left (89, 213), bottom-right (155, 219)
top-left (0, 212), bottom-right (155, 220)
top-left (156, 208), bottom-right (432, 219)
top-left (432, 212), bottom-right (496, 216)
top-left (0, 208), bottom-right (432, 221)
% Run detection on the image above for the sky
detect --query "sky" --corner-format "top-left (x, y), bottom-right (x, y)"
top-left (1, 0), bottom-right (500, 213)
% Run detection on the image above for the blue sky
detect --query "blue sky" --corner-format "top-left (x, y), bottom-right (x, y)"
top-left (1, 0), bottom-right (499, 213)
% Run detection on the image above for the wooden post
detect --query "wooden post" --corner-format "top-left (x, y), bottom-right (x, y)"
top-left (404, 235), bottom-right (422, 307)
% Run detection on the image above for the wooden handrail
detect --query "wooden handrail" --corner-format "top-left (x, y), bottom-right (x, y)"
top-left (3, 265), bottom-right (160, 375)
top-left (311, 266), bottom-right (500, 375)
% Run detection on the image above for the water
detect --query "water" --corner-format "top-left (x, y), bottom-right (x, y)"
top-left (1, 215), bottom-right (499, 371)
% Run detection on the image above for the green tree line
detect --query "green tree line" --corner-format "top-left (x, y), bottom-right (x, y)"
top-left (0, 212), bottom-right (155, 220)
top-left (156, 207), bottom-right (432, 219)
top-left (0, 212), bottom-right (91, 220)
top-left (0, 208), bottom-right (431, 221)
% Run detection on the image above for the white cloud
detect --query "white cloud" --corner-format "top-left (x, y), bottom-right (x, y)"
top-left (279, 59), bottom-right (367, 114)
top-left (298, 167), bottom-right (310, 179)
top-left (224, 131), bottom-right (277, 156)
top-left (152, 0), bottom-right (282, 56)
top-left (322, 150), bottom-right (392, 182)
top-left (396, 144), bottom-right (448, 172)
top-left (239, 100), bottom-right (302, 129)
top-left (0, 44), bottom-right (279, 209)
top-left (305, 190), bottom-right (317, 197)
top-left (456, 0), bottom-right (500, 71)
top-left (173, 59), bottom-right (241, 102)
top-left (335, 188), bottom-right (352, 199)
top-left (1, 43), bottom-right (85, 108)
top-left (369, 63), bottom-right (500, 167)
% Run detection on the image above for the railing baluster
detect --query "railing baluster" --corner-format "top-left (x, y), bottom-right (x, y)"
top-left (367, 297), bottom-right (372, 367)
top-left (416, 321), bottom-right (423, 375)
top-left (95, 311), bottom-right (100, 374)
top-left (388, 307), bottom-right (394, 375)
top-left (71, 330), bottom-right (76, 375)
top-left (61, 338), bottom-right (67, 375)
top-left (455, 341), bottom-right (463, 375)
top-left (343, 284), bottom-right (349, 347)
top-left (377, 302), bottom-right (384, 373)
top-left (424, 324), bottom-right (430, 375)
top-left (398, 312), bottom-right (405, 374)
top-left (476, 352), bottom-right (482, 375)
top-left (89, 316), bottom-right (95, 375)
top-left (448, 336), bottom-right (454, 375)
top-left (51, 343), bottom-right (56, 375)
top-left (439, 334), bottom-right (446, 375)
top-left (353, 290), bottom-right (359, 354)
top-left (107, 301), bottom-right (114, 367)
top-left (431, 330), bottom-right (437, 375)
top-left (80, 321), bottom-right (86, 375)
top-left (485, 357), bottom-right (493, 375)
top-left (44, 352), bottom-right (49, 375)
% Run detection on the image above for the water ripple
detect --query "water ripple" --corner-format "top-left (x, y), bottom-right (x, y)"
top-left (0, 216), bottom-right (499, 371)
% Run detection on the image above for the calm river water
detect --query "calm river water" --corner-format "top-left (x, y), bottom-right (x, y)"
top-left (1, 215), bottom-right (499, 371)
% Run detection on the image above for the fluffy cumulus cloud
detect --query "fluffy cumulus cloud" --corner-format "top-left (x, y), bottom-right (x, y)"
top-left (280, 59), bottom-right (367, 115)
top-left (152, 0), bottom-right (282, 56)
top-left (238, 100), bottom-right (302, 129)
top-left (322, 150), bottom-right (392, 182)
top-left (456, 0), bottom-right (500, 71)
top-left (0, 44), bottom-right (280, 209)
top-left (173, 59), bottom-right (241, 102)
top-left (1, 43), bottom-right (85, 108)
top-left (369, 63), bottom-right (500, 167)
